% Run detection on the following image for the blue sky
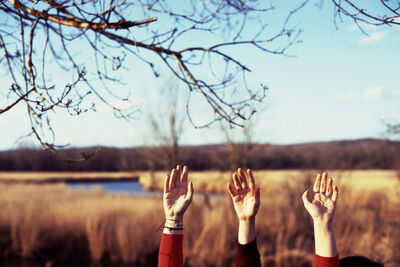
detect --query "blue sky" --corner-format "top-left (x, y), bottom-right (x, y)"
top-left (0, 1), bottom-right (399, 150)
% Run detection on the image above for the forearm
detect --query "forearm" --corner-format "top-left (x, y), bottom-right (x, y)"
top-left (158, 233), bottom-right (183, 267)
top-left (313, 220), bottom-right (337, 257)
top-left (238, 218), bottom-right (256, 245)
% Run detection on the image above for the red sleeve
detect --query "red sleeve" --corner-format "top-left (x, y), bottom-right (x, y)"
top-left (236, 238), bottom-right (261, 267)
top-left (314, 254), bottom-right (339, 267)
top-left (158, 233), bottom-right (183, 267)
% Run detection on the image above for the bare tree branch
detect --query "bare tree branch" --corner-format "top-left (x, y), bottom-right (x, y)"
top-left (331, 0), bottom-right (400, 28)
top-left (0, 0), bottom-right (309, 151)
top-left (9, 0), bottom-right (158, 30)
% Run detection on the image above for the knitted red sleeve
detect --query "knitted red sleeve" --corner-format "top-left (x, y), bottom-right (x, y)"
top-left (315, 254), bottom-right (339, 267)
top-left (158, 233), bottom-right (183, 267)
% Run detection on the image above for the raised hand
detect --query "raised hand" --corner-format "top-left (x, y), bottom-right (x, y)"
top-left (302, 172), bottom-right (339, 224)
top-left (303, 172), bottom-right (339, 257)
top-left (163, 165), bottom-right (194, 221)
top-left (227, 168), bottom-right (261, 221)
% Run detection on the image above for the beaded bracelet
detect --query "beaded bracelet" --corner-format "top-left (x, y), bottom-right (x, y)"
top-left (164, 226), bottom-right (184, 231)
top-left (166, 219), bottom-right (183, 228)
top-left (156, 219), bottom-right (184, 232)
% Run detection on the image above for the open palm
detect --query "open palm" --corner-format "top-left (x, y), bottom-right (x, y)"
top-left (302, 172), bottom-right (338, 223)
top-left (227, 168), bottom-right (260, 221)
top-left (163, 165), bottom-right (193, 220)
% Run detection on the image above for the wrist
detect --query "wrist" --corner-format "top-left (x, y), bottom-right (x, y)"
top-left (313, 219), bottom-right (332, 230)
top-left (239, 217), bottom-right (255, 224)
top-left (165, 218), bottom-right (183, 227)
top-left (163, 218), bottom-right (184, 234)
top-left (166, 214), bottom-right (183, 222)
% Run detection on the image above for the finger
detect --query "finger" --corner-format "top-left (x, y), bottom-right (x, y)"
top-left (247, 169), bottom-right (256, 191)
top-left (238, 168), bottom-right (248, 189)
top-left (233, 173), bottom-right (242, 190)
top-left (227, 183), bottom-right (237, 198)
top-left (320, 172), bottom-right (327, 193)
top-left (302, 188), bottom-right (312, 207)
top-left (169, 169), bottom-right (177, 189)
top-left (313, 173), bottom-right (322, 193)
top-left (325, 178), bottom-right (333, 198)
top-left (164, 174), bottom-right (170, 194)
top-left (185, 181), bottom-right (194, 201)
top-left (181, 165), bottom-right (188, 189)
top-left (176, 165), bottom-right (181, 187)
top-left (255, 185), bottom-right (261, 205)
top-left (332, 185), bottom-right (339, 202)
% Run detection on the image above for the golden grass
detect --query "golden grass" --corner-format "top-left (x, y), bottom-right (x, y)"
top-left (0, 170), bottom-right (398, 266)
top-left (0, 184), bottom-right (162, 265)
top-left (139, 170), bottom-right (400, 200)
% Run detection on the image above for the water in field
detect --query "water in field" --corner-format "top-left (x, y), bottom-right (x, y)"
top-left (66, 180), bottom-right (156, 195)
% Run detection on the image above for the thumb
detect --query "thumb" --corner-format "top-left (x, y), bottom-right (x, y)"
top-left (302, 188), bottom-right (311, 208)
top-left (255, 185), bottom-right (261, 204)
top-left (186, 181), bottom-right (194, 201)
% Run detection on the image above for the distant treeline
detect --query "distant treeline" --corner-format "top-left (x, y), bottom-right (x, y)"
top-left (0, 138), bottom-right (399, 171)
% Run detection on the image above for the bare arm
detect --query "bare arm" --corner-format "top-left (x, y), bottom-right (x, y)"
top-left (302, 172), bottom-right (339, 257)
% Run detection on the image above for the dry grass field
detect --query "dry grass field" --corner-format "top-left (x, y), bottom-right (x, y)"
top-left (139, 170), bottom-right (400, 199)
top-left (0, 170), bottom-right (398, 266)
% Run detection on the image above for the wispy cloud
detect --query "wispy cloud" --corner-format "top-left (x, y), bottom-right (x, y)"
top-left (347, 23), bottom-right (378, 32)
top-left (390, 89), bottom-right (400, 97)
top-left (359, 31), bottom-right (388, 45)
top-left (364, 86), bottom-right (383, 100)
top-left (95, 98), bottom-right (142, 115)
top-left (336, 92), bottom-right (356, 102)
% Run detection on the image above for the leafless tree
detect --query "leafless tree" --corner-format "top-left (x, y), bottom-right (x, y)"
top-left (220, 122), bottom-right (238, 170)
top-left (385, 121), bottom-right (400, 180)
top-left (330, 0), bottom-right (400, 32)
top-left (150, 82), bottom-right (185, 169)
top-left (387, 123), bottom-right (400, 136)
top-left (0, 0), bottom-right (309, 154)
top-left (220, 109), bottom-right (264, 170)
top-left (240, 117), bottom-right (260, 169)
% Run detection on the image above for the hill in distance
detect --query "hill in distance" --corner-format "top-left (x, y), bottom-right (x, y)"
top-left (0, 138), bottom-right (399, 171)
